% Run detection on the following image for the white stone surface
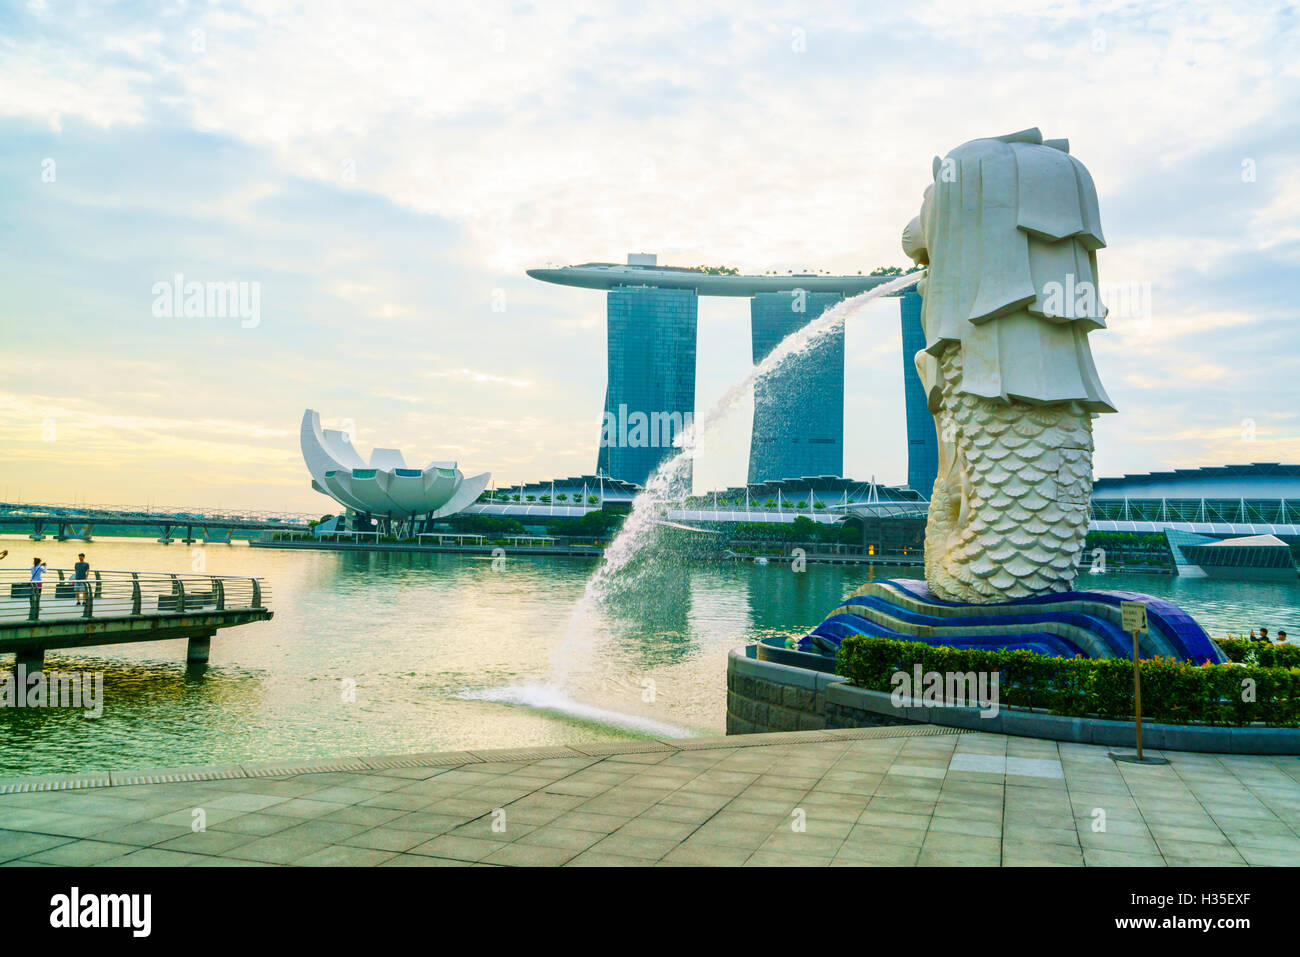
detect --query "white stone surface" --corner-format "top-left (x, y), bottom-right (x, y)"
top-left (948, 753), bottom-right (1064, 779)
top-left (902, 129), bottom-right (1116, 603)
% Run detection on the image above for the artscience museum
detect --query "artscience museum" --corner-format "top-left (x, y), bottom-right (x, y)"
top-left (300, 410), bottom-right (491, 529)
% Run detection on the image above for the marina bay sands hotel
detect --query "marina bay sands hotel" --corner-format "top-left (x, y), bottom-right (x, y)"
top-left (527, 254), bottom-right (936, 497)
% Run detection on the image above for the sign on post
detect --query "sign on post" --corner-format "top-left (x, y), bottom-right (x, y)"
top-left (1120, 600), bottom-right (1147, 760)
top-left (1121, 600), bottom-right (1147, 634)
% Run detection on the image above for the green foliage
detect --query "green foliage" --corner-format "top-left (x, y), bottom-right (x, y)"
top-left (1218, 638), bottom-right (1251, 663)
top-left (445, 514), bottom-right (526, 535)
top-left (869, 264), bottom-right (924, 276)
top-left (1217, 638), bottom-right (1300, 668)
top-left (545, 508), bottom-right (623, 538)
top-left (727, 516), bottom-right (845, 545)
top-left (836, 636), bottom-right (1300, 727)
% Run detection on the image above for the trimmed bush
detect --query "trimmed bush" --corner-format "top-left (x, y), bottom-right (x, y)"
top-left (836, 636), bottom-right (1300, 727)
top-left (1216, 638), bottom-right (1300, 669)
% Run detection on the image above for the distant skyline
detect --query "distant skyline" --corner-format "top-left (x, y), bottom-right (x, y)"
top-left (2, 1), bottom-right (1298, 511)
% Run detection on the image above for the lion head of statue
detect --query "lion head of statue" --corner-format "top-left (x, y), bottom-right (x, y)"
top-left (900, 127), bottom-right (1114, 415)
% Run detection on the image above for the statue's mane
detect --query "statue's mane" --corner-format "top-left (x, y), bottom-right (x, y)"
top-left (919, 129), bottom-right (1106, 342)
top-left (988, 126), bottom-right (1068, 152)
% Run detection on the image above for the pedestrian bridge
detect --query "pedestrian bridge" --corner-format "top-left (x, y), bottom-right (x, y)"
top-left (0, 501), bottom-right (313, 543)
top-left (0, 569), bottom-right (272, 669)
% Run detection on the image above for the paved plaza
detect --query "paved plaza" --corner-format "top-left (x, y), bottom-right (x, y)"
top-left (1, 726), bottom-right (1297, 867)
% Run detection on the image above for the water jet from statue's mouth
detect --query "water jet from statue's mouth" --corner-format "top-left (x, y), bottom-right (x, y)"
top-left (550, 270), bottom-right (925, 691)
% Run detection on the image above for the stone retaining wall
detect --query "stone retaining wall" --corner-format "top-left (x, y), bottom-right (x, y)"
top-left (726, 646), bottom-right (913, 735)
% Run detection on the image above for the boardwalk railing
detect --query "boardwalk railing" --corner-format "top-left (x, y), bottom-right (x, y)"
top-left (0, 569), bottom-right (271, 624)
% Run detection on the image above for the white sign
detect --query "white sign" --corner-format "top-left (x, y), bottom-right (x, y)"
top-left (1120, 600), bottom-right (1147, 634)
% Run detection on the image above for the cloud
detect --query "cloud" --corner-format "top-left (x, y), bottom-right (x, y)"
top-left (425, 369), bottom-right (532, 389)
top-left (0, 1), bottom-right (1297, 506)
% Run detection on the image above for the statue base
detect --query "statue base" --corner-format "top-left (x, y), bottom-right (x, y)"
top-left (796, 579), bottom-right (1225, 665)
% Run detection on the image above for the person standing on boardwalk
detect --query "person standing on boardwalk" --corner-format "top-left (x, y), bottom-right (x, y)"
top-left (27, 558), bottom-right (47, 617)
top-left (74, 552), bottom-right (90, 605)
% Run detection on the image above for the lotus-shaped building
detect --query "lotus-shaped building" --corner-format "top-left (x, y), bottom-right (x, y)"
top-left (300, 410), bottom-right (490, 521)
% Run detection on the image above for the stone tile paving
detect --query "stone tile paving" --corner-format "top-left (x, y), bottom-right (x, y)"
top-left (0, 726), bottom-right (1296, 867)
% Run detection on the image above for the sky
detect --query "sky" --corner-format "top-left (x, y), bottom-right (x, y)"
top-left (1, 0), bottom-right (1298, 513)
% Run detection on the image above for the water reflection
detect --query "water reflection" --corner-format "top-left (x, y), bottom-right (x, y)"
top-left (744, 562), bottom-right (890, 633)
top-left (1, 536), bottom-right (1296, 776)
top-left (1081, 570), bottom-right (1300, 639)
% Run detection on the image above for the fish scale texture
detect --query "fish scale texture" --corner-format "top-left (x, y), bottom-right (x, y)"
top-left (925, 346), bottom-right (1093, 603)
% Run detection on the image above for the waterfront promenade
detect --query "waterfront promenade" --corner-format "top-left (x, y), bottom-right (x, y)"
top-left (1, 726), bottom-right (1296, 866)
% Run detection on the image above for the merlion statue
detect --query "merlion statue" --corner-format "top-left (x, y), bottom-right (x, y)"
top-left (901, 128), bottom-right (1116, 604)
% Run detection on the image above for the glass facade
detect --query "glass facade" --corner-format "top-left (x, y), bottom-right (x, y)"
top-left (748, 291), bottom-right (844, 483)
top-left (1166, 528), bottom-right (1299, 581)
top-left (899, 289), bottom-right (937, 497)
top-left (1182, 543), bottom-right (1296, 571)
top-left (1093, 498), bottom-right (1300, 525)
top-left (596, 285), bottom-right (698, 487)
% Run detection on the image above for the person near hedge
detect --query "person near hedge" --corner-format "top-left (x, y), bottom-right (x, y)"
top-left (1279, 630), bottom-right (1289, 644)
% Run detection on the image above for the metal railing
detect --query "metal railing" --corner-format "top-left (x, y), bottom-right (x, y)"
top-left (0, 569), bottom-right (272, 624)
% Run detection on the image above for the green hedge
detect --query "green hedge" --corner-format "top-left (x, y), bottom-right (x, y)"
top-left (836, 636), bottom-right (1300, 727)
top-left (1216, 638), bottom-right (1300, 668)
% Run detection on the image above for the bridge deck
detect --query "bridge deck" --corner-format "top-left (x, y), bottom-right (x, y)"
top-left (0, 569), bottom-right (272, 666)
top-left (0, 500), bottom-right (314, 538)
